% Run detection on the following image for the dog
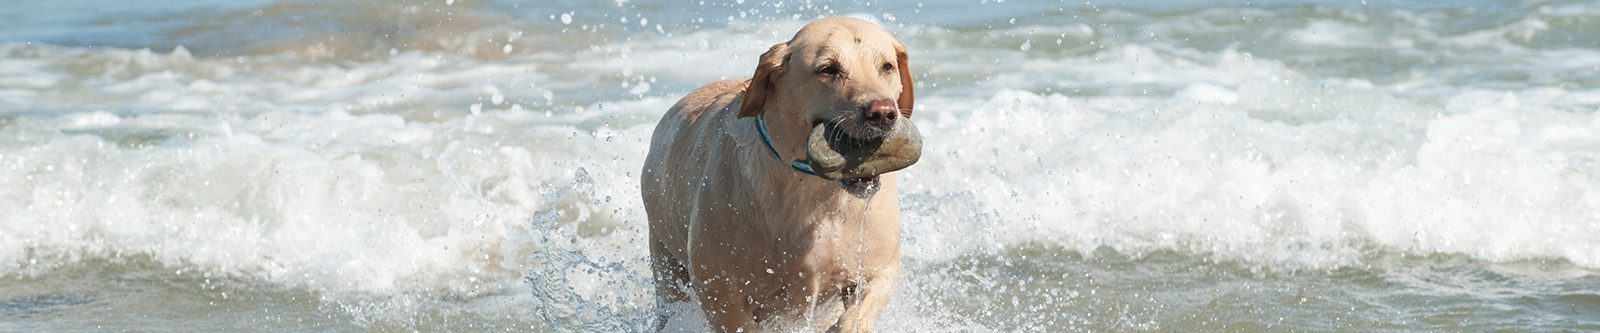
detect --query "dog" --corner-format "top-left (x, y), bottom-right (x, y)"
top-left (640, 17), bottom-right (921, 332)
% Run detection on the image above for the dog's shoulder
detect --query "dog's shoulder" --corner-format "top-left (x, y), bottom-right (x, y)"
top-left (668, 79), bottom-right (749, 121)
top-left (649, 79), bottom-right (758, 167)
top-left (658, 79), bottom-right (759, 150)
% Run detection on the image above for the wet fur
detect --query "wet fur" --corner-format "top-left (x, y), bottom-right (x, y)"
top-left (640, 17), bottom-right (916, 332)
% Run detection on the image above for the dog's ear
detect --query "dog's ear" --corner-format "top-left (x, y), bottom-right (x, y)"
top-left (894, 42), bottom-right (915, 118)
top-left (739, 42), bottom-right (790, 118)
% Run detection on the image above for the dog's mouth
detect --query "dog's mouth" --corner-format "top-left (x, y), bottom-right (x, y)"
top-left (800, 119), bottom-right (922, 183)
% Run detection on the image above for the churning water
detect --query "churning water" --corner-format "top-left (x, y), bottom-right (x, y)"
top-left (2, 0), bottom-right (1599, 331)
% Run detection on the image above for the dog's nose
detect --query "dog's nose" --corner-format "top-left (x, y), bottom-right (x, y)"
top-left (863, 99), bottom-right (898, 128)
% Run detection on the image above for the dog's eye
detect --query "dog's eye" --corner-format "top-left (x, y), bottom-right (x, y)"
top-left (818, 64), bottom-right (841, 77)
top-left (881, 62), bottom-right (894, 73)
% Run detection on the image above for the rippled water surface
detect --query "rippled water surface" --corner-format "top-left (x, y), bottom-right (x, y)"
top-left (2, 0), bottom-right (1599, 331)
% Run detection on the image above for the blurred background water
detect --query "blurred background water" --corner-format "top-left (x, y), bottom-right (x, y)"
top-left (1, 0), bottom-right (1599, 331)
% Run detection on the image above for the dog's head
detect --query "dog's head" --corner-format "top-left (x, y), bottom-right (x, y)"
top-left (739, 17), bottom-right (921, 187)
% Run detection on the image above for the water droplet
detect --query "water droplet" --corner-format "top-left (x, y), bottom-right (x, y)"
top-left (560, 13), bottom-right (573, 25)
top-left (573, 167), bottom-right (593, 187)
top-left (1020, 41), bottom-right (1032, 51)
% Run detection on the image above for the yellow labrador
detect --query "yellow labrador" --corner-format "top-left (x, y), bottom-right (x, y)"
top-left (641, 17), bottom-right (921, 332)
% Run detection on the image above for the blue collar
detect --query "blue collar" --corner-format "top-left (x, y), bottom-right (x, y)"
top-left (755, 113), bottom-right (818, 176)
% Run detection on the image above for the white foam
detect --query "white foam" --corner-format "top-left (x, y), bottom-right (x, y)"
top-left (1288, 20), bottom-right (1377, 47)
top-left (901, 80), bottom-right (1600, 268)
top-left (0, 42), bottom-right (672, 302)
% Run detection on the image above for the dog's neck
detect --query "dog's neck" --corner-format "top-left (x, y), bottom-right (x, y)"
top-left (751, 109), bottom-right (811, 165)
top-left (740, 112), bottom-right (877, 204)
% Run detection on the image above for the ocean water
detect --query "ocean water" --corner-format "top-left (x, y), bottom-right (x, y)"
top-left (2, 0), bottom-right (1599, 331)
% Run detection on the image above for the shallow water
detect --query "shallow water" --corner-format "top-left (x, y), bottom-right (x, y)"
top-left (2, 0), bottom-right (1599, 331)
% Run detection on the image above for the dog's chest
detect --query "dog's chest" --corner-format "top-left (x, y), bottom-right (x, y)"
top-left (789, 219), bottom-right (883, 285)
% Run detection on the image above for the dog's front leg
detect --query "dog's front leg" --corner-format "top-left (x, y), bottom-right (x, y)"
top-left (827, 266), bottom-right (899, 333)
top-left (695, 271), bottom-right (759, 332)
top-left (649, 238), bottom-right (692, 331)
